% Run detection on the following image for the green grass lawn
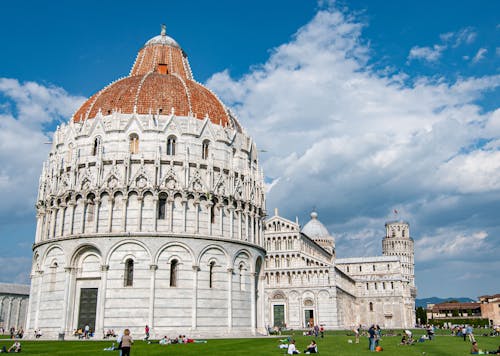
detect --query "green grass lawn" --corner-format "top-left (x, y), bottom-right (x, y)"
top-left (0, 331), bottom-right (498, 355)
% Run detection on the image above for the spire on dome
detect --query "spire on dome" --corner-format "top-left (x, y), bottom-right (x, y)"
top-left (161, 24), bottom-right (166, 36)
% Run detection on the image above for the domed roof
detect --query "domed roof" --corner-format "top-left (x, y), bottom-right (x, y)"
top-left (72, 25), bottom-right (240, 130)
top-left (301, 211), bottom-right (332, 240)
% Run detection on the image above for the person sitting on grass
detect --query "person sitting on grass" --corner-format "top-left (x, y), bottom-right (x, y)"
top-left (159, 336), bottom-right (170, 345)
top-left (287, 339), bottom-right (300, 354)
top-left (7, 341), bottom-right (21, 353)
top-left (470, 341), bottom-right (483, 355)
top-left (303, 340), bottom-right (317, 354)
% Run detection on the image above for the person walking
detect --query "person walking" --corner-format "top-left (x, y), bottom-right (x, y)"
top-left (121, 329), bottom-right (133, 356)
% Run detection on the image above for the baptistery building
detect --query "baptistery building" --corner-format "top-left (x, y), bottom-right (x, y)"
top-left (26, 26), bottom-right (267, 339)
top-left (26, 27), bottom-right (417, 339)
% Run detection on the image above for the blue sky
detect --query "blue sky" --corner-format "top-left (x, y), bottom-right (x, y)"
top-left (0, 0), bottom-right (499, 298)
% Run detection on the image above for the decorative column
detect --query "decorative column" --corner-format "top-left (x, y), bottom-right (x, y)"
top-left (43, 211), bottom-right (50, 240)
top-left (194, 202), bottom-right (200, 233)
top-left (191, 265), bottom-right (199, 330)
top-left (5, 297), bottom-right (12, 330)
top-left (244, 211), bottom-right (249, 241)
top-left (61, 267), bottom-right (73, 335)
top-left (137, 196), bottom-right (143, 232)
top-left (107, 197), bottom-right (114, 233)
top-left (35, 213), bottom-right (43, 243)
top-left (168, 198), bottom-right (174, 231)
top-left (148, 264), bottom-right (158, 335)
top-left (250, 272), bottom-right (256, 335)
top-left (237, 209), bottom-right (242, 240)
top-left (182, 200), bottom-right (187, 232)
top-left (68, 202), bottom-right (75, 235)
top-left (93, 198), bottom-right (101, 233)
top-left (50, 208), bottom-right (57, 238)
top-left (58, 206), bottom-right (66, 237)
top-left (229, 207), bottom-right (234, 239)
top-left (207, 201), bottom-right (213, 236)
top-left (219, 204), bottom-right (223, 237)
top-left (33, 271), bottom-right (43, 330)
top-left (96, 265), bottom-right (109, 337)
top-left (0, 296), bottom-right (5, 327)
top-left (227, 268), bottom-right (233, 331)
top-left (152, 197), bottom-right (158, 232)
top-left (80, 203), bottom-right (86, 234)
top-left (121, 196), bottom-right (128, 231)
top-left (14, 298), bottom-right (22, 329)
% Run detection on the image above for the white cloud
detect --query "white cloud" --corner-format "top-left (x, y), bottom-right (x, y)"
top-left (452, 27), bottom-right (477, 47)
top-left (206, 7), bottom-right (500, 275)
top-left (408, 44), bottom-right (445, 62)
top-left (0, 79), bottom-right (85, 216)
top-left (472, 48), bottom-right (488, 63)
top-left (416, 230), bottom-right (489, 262)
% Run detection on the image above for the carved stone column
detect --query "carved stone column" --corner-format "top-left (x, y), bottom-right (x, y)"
top-left (68, 202), bottom-right (76, 235)
top-left (194, 201), bottom-right (200, 233)
top-left (58, 205), bottom-right (66, 237)
top-left (121, 196), bottom-right (128, 231)
top-left (137, 196), bottom-right (143, 232)
top-left (61, 267), bottom-right (73, 334)
top-left (207, 201), bottom-right (213, 235)
top-left (35, 213), bottom-right (43, 243)
top-left (152, 197), bottom-right (158, 232)
top-left (80, 202), bottom-right (86, 234)
top-left (93, 198), bottom-right (101, 233)
top-left (237, 209), bottom-right (242, 241)
top-left (250, 272), bottom-right (256, 335)
top-left (96, 264), bottom-right (109, 336)
top-left (168, 198), bottom-right (174, 231)
top-left (182, 199), bottom-right (187, 232)
top-left (5, 297), bottom-right (12, 330)
top-left (229, 207), bottom-right (234, 239)
top-left (191, 265), bottom-right (200, 330)
top-left (14, 298), bottom-right (21, 329)
top-left (148, 264), bottom-right (158, 333)
top-left (107, 197), bottom-right (114, 233)
top-left (227, 268), bottom-right (233, 331)
top-left (219, 204), bottom-right (224, 237)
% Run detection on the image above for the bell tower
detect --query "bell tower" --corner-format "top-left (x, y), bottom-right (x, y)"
top-left (382, 221), bottom-right (415, 288)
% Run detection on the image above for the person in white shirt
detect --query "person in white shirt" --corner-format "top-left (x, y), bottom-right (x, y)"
top-left (287, 339), bottom-right (300, 354)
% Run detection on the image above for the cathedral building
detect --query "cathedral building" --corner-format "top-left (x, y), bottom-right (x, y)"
top-left (26, 27), bottom-right (416, 339)
top-left (264, 210), bottom-right (416, 330)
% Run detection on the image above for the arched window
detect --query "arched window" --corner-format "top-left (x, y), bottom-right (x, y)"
top-left (202, 140), bottom-right (209, 160)
top-left (402, 229), bottom-right (405, 237)
top-left (124, 259), bottom-right (134, 287)
top-left (167, 136), bottom-right (176, 155)
top-left (129, 133), bottom-right (139, 154)
top-left (209, 261), bottom-right (215, 288)
top-left (92, 137), bottom-right (101, 156)
top-left (359, 265), bottom-right (362, 272)
top-left (372, 265), bottom-right (376, 271)
top-left (391, 282), bottom-right (394, 289)
top-left (169, 259), bottom-right (178, 287)
top-left (346, 266), bottom-right (350, 273)
top-left (239, 264), bottom-right (246, 291)
top-left (158, 194), bottom-right (167, 219)
top-left (369, 302), bottom-right (374, 312)
top-left (86, 195), bottom-right (95, 223)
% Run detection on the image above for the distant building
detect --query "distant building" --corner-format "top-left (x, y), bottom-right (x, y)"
top-left (426, 302), bottom-right (482, 321)
top-left (264, 210), bottom-right (416, 329)
top-left (479, 294), bottom-right (500, 326)
top-left (0, 283), bottom-right (30, 330)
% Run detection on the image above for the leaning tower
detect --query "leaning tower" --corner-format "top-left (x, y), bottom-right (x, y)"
top-left (382, 221), bottom-right (415, 287)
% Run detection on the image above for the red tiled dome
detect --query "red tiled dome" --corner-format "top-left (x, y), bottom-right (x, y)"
top-left (73, 29), bottom-right (233, 128)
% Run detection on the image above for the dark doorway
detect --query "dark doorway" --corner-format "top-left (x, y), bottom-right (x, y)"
top-left (304, 309), bottom-right (314, 327)
top-left (273, 304), bottom-right (285, 327)
top-left (77, 288), bottom-right (98, 331)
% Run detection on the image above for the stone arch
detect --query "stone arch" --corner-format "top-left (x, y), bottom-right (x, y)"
top-left (197, 244), bottom-right (229, 267)
top-left (105, 239), bottom-right (153, 266)
top-left (154, 241), bottom-right (195, 265)
top-left (41, 245), bottom-right (66, 269)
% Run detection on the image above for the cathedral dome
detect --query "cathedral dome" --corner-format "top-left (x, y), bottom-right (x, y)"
top-left (72, 25), bottom-right (237, 130)
top-left (301, 211), bottom-right (335, 253)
